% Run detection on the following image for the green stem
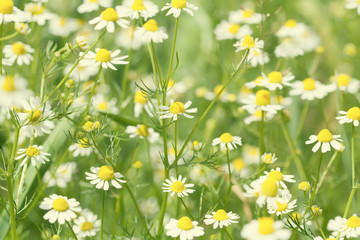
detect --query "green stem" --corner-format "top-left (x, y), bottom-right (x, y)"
top-left (66, 221), bottom-right (78, 240)
top-left (0, 22), bottom-right (3, 74)
top-left (101, 190), bottom-right (105, 240)
top-left (315, 151), bottom-right (338, 195)
top-left (175, 120), bottom-right (179, 176)
top-left (295, 101), bottom-right (310, 143)
top-left (351, 125), bottom-right (355, 188)
top-left (259, 111), bottom-right (265, 163)
top-left (165, 17), bottom-right (179, 88)
top-left (81, 66), bottom-right (102, 121)
top-left (40, 60), bottom-right (56, 101)
top-left (157, 169), bottom-right (169, 238)
top-left (179, 198), bottom-right (194, 219)
top-left (120, 46), bottom-right (133, 105)
top-left (0, 31), bottom-right (18, 41)
top-left (225, 148), bottom-right (232, 207)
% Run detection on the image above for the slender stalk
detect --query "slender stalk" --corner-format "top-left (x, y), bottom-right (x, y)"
top-left (120, 45), bottom-right (134, 104)
top-left (295, 101), bottom-right (310, 143)
top-left (0, 22), bottom-right (3, 74)
top-left (175, 120), bottom-right (179, 176)
top-left (179, 198), bottom-right (194, 219)
top-left (40, 59), bottom-right (57, 101)
top-left (66, 221), bottom-right (78, 240)
top-left (336, 188), bottom-right (357, 240)
top-left (165, 17), bottom-right (179, 87)
top-left (225, 148), bottom-right (232, 207)
top-left (351, 125), bottom-right (355, 188)
top-left (305, 153), bottom-right (323, 215)
top-left (259, 111), bottom-right (265, 163)
top-left (81, 66), bottom-right (102, 121)
top-left (15, 162), bottom-right (28, 205)
top-left (101, 190), bottom-right (105, 240)
top-left (315, 151), bottom-right (338, 194)
top-left (0, 31), bottom-right (18, 41)
top-left (157, 169), bottom-right (169, 239)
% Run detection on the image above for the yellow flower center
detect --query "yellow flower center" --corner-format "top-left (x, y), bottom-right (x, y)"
top-left (169, 102), bottom-right (185, 114)
top-left (233, 158), bottom-right (245, 170)
top-left (28, 109), bottom-right (42, 123)
top-left (89, 0), bottom-right (98, 2)
top-left (254, 110), bottom-right (264, 118)
top-left (191, 141), bottom-right (200, 151)
top-left (134, 91), bottom-right (147, 104)
top-left (143, 19), bottom-right (159, 32)
top-left (0, 0), bottom-right (14, 14)
top-left (132, 0), bottom-right (146, 11)
top-left (347, 216), bottom-right (360, 228)
top-left (97, 101), bottom-right (107, 110)
top-left (26, 4), bottom-right (44, 15)
top-left (95, 49), bottom-right (112, 63)
top-left (12, 42), bottom-right (26, 55)
top-left (292, 212), bottom-right (301, 220)
top-left (83, 121), bottom-right (94, 132)
top-left (219, 133), bottom-right (233, 143)
top-left (255, 89), bottom-right (271, 106)
top-left (59, 17), bottom-right (66, 26)
top-left (346, 107), bottom-right (360, 121)
top-left (101, 8), bottom-right (118, 21)
top-left (228, 24), bottom-right (240, 34)
top-left (242, 35), bottom-right (255, 48)
top-left (213, 85), bottom-right (224, 96)
top-left (51, 235), bottom-right (60, 240)
top-left (242, 9), bottom-right (253, 18)
top-left (26, 146), bottom-right (40, 157)
top-left (171, 0), bottom-right (187, 9)
top-left (260, 178), bottom-right (278, 197)
top-left (303, 78), bottom-right (316, 91)
top-left (268, 170), bottom-right (283, 181)
top-left (137, 124), bottom-right (149, 137)
top-left (177, 216), bottom-right (193, 230)
top-left (133, 160), bottom-right (143, 169)
top-left (170, 180), bottom-right (185, 193)
top-left (78, 138), bottom-right (89, 148)
top-left (263, 154), bottom-right (272, 164)
top-left (98, 166), bottom-right (114, 181)
top-left (268, 71), bottom-right (282, 83)
top-left (258, 217), bottom-right (275, 235)
top-left (2, 76), bottom-right (15, 92)
top-left (317, 129), bottom-right (333, 142)
top-left (299, 181), bottom-right (310, 191)
top-left (168, 79), bottom-right (175, 88)
top-left (80, 221), bottom-right (94, 231)
top-left (337, 74), bottom-right (351, 87)
top-left (213, 209), bottom-right (229, 221)
top-left (52, 198), bottom-right (69, 212)
top-left (276, 201), bottom-right (288, 212)
top-left (285, 19), bottom-right (297, 28)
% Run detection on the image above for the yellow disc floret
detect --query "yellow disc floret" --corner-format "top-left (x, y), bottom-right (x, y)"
top-left (268, 170), bottom-right (283, 181)
top-left (177, 216), bottom-right (193, 230)
top-left (137, 124), bottom-right (149, 137)
top-left (220, 133), bottom-right (233, 143)
top-left (12, 42), bottom-right (26, 55)
top-left (317, 129), bottom-right (333, 142)
top-left (255, 89), bottom-right (271, 106)
top-left (98, 166), bottom-right (115, 181)
top-left (134, 91), bottom-right (147, 104)
top-left (171, 0), bottom-right (187, 9)
top-left (303, 78), bottom-right (316, 91)
top-left (143, 19), bottom-right (159, 32)
top-left (263, 154), bottom-right (273, 164)
top-left (80, 221), bottom-right (94, 231)
top-left (242, 9), bottom-right (253, 18)
top-left (26, 146), bottom-right (40, 157)
top-left (169, 102), bottom-right (185, 114)
top-left (0, 0), bottom-right (14, 14)
top-left (242, 35), bottom-right (255, 48)
top-left (337, 74), bottom-right (351, 87)
top-left (285, 19), bottom-right (297, 28)
top-left (170, 180), bottom-right (185, 193)
top-left (213, 209), bottom-right (229, 221)
top-left (28, 109), bottom-right (42, 123)
top-left (268, 71), bottom-right (282, 83)
top-left (299, 181), bottom-right (310, 191)
top-left (78, 138), bottom-right (90, 148)
top-left (228, 24), bottom-right (240, 34)
top-left (233, 158), bottom-right (245, 170)
top-left (260, 178), bottom-right (278, 197)
top-left (133, 160), bottom-right (143, 169)
top-left (276, 201), bottom-right (288, 212)
top-left (346, 107), bottom-right (360, 121)
top-left (132, 0), bottom-right (146, 11)
top-left (258, 217), bottom-right (275, 235)
top-left (347, 215), bottom-right (360, 228)
top-left (101, 8), bottom-right (118, 21)
top-left (96, 49), bottom-right (112, 63)
top-left (83, 121), bottom-right (94, 132)
top-left (52, 198), bottom-right (69, 212)
top-left (2, 76), bottom-right (15, 92)
top-left (26, 3), bottom-right (44, 15)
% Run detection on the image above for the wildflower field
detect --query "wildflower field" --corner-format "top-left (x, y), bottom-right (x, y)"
top-left (1, 0), bottom-right (360, 239)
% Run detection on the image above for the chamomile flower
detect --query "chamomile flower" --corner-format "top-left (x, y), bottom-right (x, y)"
top-left (18, 96), bottom-right (55, 137)
top-left (276, 20), bottom-right (308, 38)
top-left (43, 162), bottom-right (76, 188)
top-left (0, 0), bottom-right (27, 23)
top-left (261, 168), bottom-right (295, 189)
top-left (261, 153), bottom-right (278, 164)
top-left (125, 124), bottom-right (159, 143)
top-left (14, 23), bottom-right (30, 35)
top-left (68, 138), bottom-right (92, 157)
top-left (249, 51), bottom-right (270, 67)
top-left (80, 48), bottom-right (128, 71)
top-left (116, 26), bottom-right (143, 50)
top-left (274, 38), bottom-right (304, 58)
top-left (336, 107), bottom-right (360, 126)
top-left (158, 100), bottom-right (197, 121)
top-left (305, 129), bottom-right (343, 153)
top-left (328, 73), bottom-right (360, 94)
top-left (73, 209), bottom-right (101, 238)
top-left (39, 194), bottom-right (81, 224)
top-left (3, 42), bottom-right (34, 66)
top-left (116, 0), bottom-right (158, 20)
top-left (133, 90), bottom-right (149, 117)
top-left (260, 71), bottom-right (294, 90)
top-left (86, 166), bottom-right (126, 191)
top-left (165, 216), bottom-right (204, 239)
top-left (92, 93), bottom-right (118, 114)
top-left (241, 217), bottom-right (292, 240)
top-left (211, 132), bottom-right (242, 151)
top-left (204, 209), bottom-right (240, 229)
top-left (24, 3), bottom-right (55, 25)
top-left (267, 190), bottom-right (297, 216)
top-left (89, 7), bottom-right (129, 33)
top-left (328, 214), bottom-right (360, 239)
top-left (229, 8), bottom-right (262, 24)
top-left (77, 0), bottom-right (112, 13)
top-left (242, 145), bottom-right (260, 163)
top-left (214, 21), bottom-right (252, 40)
top-left (314, 236), bottom-right (337, 240)
top-left (0, 75), bottom-right (33, 109)
top-left (243, 178), bottom-right (262, 198)
top-left (162, 175), bottom-right (195, 197)
top-left (135, 19), bottom-right (168, 43)
top-left (234, 35), bottom-right (264, 59)
top-left (345, 0), bottom-right (360, 14)
top-left (245, 76), bottom-right (265, 89)
top-left (241, 89), bottom-right (284, 114)
top-left (161, 0), bottom-right (198, 18)
top-left (16, 145), bottom-right (50, 167)
top-left (48, 16), bottom-right (79, 36)
top-left (257, 178), bottom-right (279, 207)
top-left (289, 77), bottom-right (329, 100)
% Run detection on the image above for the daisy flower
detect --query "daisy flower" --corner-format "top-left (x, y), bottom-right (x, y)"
top-left (73, 209), bottom-right (101, 238)
top-left (229, 8), bottom-right (262, 24)
top-left (267, 190), bottom-right (297, 216)
top-left (204, 209), bottom-right (240, 229)
top-left (92, 93), bottom-right (118, 114)
top-left (298, 181), bottom-right (310, 191)
top-left (3, 41), bottom-right (34, 66)
top-left (261, 167), bottom-right (296, 189)
top-left (48, 16), bottom-right (79, 36)
top-left (161, 0), bottom-right (198, 18)
top-left (116, 0), bottom-right (158, 20)
top-left (261, 152), bottom-right (278, 164)
top-left (0, 75), bottom-right (33, 110)
top-left (134, 19), bottom-right (168, 43)
top-left (314, 236), bottom-right (337, 240)
top-left (225, 158), bottom-right (250, 177)
top-left (116, 26), bottom-right (144, 50)
top-left (85, 166), bottom-right (126, 191)
top-left (256, 178), bottom-right (279, 207)
top-left (24, 2), bottom-right (55, 25)
top-left (80, 48), bottom-right (128, 71)
top-left (39, 194), bottom-right (81, 224)
top-left (18, 96), bottom-right (55, 137)
top-left (244, 108), bottom-right (275, 125)
top-left (211, 132), bottom-right (242, 151)
top-left (276, 20), bottom-right (308, 38)
top-left (214, 21), bottom-right (252, 40)
top-left (43, 162), bottom-right (76, 188)
top-left (165, 216), bottom-right (204, 240)
top-left (274, 38), bottom-right (304, 58)
top-left (328, 73), bottom-right (360, 94)
top-left (243, 178), bottom-right (262, 198)
top-left (0, 0), bottom-right (28, 23)
top-left (16, 145), bottom-right (50, 167)
top-left (241, 217), bottom-right (292, 240)
top-left (77, 0), bottom-right (112, 13)
top-left (328, 214), bottom-right (360, 239)
top-left (260, 71), bottom-right (294, 90)
top-left (249, 51), bottom-right (270, 67)
top-left (242, 145), bottom-right (260, 164)
top-left (14, 23), bottom-right (31, 35)
top-left (289, 77), bottom-right (329, 101)
top-left (68, 137), bottom-right (92, 157)
top-left (125, 124), bottom-right (160, 143)
top-left (336, 107), bottom-right (360, 126)
top-left (233, 35), bottom-right (264, 59)
top-left (89, 7), bottom-right (129, 33)
top-left (241, 89), bottom-right (284, 115)
top-left (162, 175), bottom-right (195, 197)
top-left (245, 76), bottom-right (265, 89)
top-left (305, 129), bottom-right (343, 153)
top-left (133, 90), bottom-right (148, 117)
top-left (345, 0), bottom-right (360, 14)
top-left (158, 100), bottom-right (197, 121)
